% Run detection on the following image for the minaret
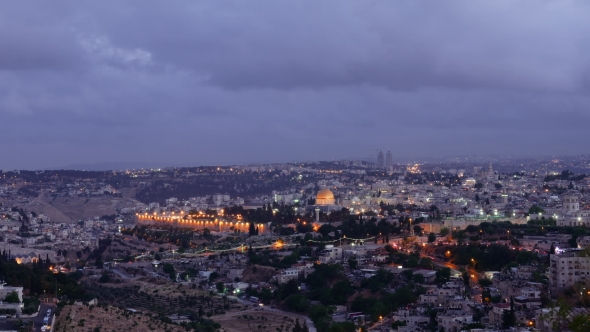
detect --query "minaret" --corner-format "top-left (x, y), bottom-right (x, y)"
top-left (315, 208), bottom-right (320, 223)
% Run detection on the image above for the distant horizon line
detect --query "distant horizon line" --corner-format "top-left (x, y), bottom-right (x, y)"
top-left (1, 153), bottom-right (588, 172)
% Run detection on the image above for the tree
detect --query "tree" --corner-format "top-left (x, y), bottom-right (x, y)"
top-left (95, 254), bottom-right (103, 268)
top-left (285, 294), bottom-right (309, 312)
top-left (427, 233), bottom-right (436, 243)
top-left (318, 224), bottom-right (335, 238)
top-left (209, 272), bottom-right (219, 282)
top-left (461, 271), bottom-right (470, 287)
top-left (216, 282), bottom-right (225, 293)
top-left (540, 300), bottom-right (577, 332)
top-left (501, 296), bottom-right (516, 329)
top-left (478, 278), bottom-right (493, 287)
top-left (419, 257), bottom-right (433, 269)
top-left (401, 270), bottom-right (414, 282)
top-left (440, 227), bottom-right (450, 237)
top-left (464, 323), bottom-right (485, 330)
top-left (391, 320), bottom-right (407, 330)
top-left (4, 291), bottom-right (19, 303)
top-left (277, 280), bottom-right (299, 301)
top-left (348, 258), bottom-right (358, 270)
top-left (328, 322), bottom-right (355, 332)
top-left (308, 305), bottom-right (334, 331)
top-left (435, 268), bottom-right (451, 284)
top-left (413, 274), bottom-right (425, 284)
top-left (99, 271), bottom-right (111, 283)
top-left (163, 263), bottom-right (176, 280)
top-left (528, 205), bottom-right (545, 215)
top-left (302, 321), bottom-right (310, 332)
top-left (569, 313), bottom-right (590, 332)
top-left (413, 225), bottom-right (423, 236)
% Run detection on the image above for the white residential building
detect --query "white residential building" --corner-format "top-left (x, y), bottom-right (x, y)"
top-left (549, 249), bottom-right (590, 288)
top-left (276, 268), bottom-right (299, 284)
top-left (318, 245), bottom-right (343, 264)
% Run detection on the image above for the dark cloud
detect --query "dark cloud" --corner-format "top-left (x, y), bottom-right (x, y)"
top-left (0, 1), bottom-right (589, 169)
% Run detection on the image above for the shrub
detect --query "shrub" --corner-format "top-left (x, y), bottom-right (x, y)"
top-left (4, 291), bottom-right (19, 303)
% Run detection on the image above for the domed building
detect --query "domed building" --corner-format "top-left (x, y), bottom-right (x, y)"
top-left (316, 188), bottom-right (335, 205)
top-left (307, 188), bottom-right (340, 220)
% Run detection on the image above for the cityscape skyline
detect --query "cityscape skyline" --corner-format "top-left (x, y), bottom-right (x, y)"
top-left (2, 2), bottom-right (590, 331)
top-left (5, 151), bottom-right (590, 172)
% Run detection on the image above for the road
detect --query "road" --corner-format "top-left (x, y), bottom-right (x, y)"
top-left (111, 268), bottom-right (133, 280)
top-left (32, 303), bottom-right (55, 331)
top-left (423, 254), bottom-right (484, 283)
top-left (422, 254), bottom-right (485, 303)
top-left (368, 316), bottom-right (394, 331)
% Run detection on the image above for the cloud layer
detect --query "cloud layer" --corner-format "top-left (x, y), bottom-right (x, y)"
top-left (1, 1), bottom-right (589, 169)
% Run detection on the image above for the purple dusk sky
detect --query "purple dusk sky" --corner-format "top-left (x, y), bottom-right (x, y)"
top-left (1, 1), bottom-right (590, 169)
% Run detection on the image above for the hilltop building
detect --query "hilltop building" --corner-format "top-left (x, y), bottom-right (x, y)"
top-left (477, 162), bottom-right (497, 182)
top-left (307, 188), bottom-right (341, 220)
top-left (556, 194), bottom-right (590, 226)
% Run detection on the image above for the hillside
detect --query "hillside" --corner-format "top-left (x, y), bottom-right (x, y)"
top-left (1, 192), bottom-right (145, 224)
top-left (241, 264), bottom-right (278, 284)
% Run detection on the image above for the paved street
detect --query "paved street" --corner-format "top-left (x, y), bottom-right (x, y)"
top-left (111, 268), bottom-right (133, 279)
top-left (423, 254), bottom-right (484, 283)
top-left (33, 303), bottom-right (55, 332)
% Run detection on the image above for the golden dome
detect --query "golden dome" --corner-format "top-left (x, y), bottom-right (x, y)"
top-left (316, 188), bottom-right (335, 201)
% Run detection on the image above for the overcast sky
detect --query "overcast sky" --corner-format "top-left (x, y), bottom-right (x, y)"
top-left (1, 1), bottom-right (590, 169)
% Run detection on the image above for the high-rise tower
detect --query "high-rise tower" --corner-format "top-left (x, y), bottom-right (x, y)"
top-left (385, 151), bottom-right (393, 168)
top-left (377, 150), bottom-right (384, 168)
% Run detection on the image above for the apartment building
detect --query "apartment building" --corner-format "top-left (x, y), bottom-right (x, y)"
top-left (549, 249), bottom-right (590, 288)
